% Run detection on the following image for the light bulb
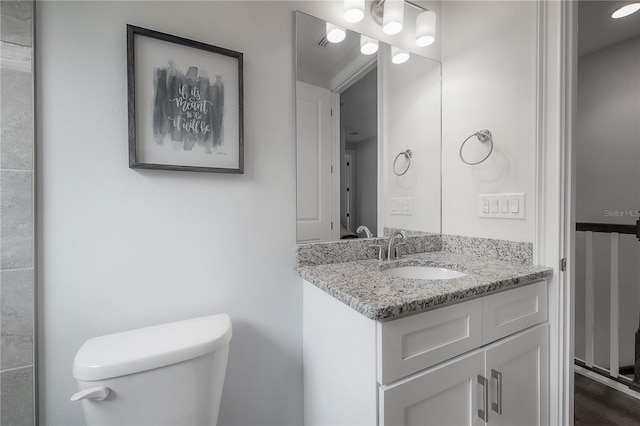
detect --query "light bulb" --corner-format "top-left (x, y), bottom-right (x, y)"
top-left (383, 0), bottom-right (404, 35)
top-left (416, 35), bottom-right (435, 47)
top-left (326, 22), bottom-right (346, 43)
top-left (415, 10), bottom-right (436, 47)
top-left (611, 3), bottom-right (640, 18)
top-left (360, 35), bottom-right (379, 55)
top-left (344, 0), bottom-right (365, 23)
top-left (391, 46), bottom-right (409, 64)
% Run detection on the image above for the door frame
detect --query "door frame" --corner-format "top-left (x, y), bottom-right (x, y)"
top-left (535, 0), bottom-right (577, 424)
top-left (331, 55), bottom-right (377, 239)
top-left (343, 150), bottom-right (356, 232)
top-left (332, 93), bottom-right (340, 241)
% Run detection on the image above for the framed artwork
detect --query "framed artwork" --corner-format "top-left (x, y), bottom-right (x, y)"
top-left (127, 25), bottom-right (244, 173)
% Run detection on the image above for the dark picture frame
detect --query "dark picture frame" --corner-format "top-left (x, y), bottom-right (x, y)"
top-left (127, 25), bottom-right (244, 174)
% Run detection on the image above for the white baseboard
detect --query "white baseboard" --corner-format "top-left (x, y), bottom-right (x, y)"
top-left (574, 364), bottom-right (640, 401)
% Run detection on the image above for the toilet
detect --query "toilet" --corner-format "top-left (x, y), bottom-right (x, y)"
top-left (71, 314), bottom-right (232, 425)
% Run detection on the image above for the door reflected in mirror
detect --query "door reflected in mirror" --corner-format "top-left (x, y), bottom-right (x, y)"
top-left (295, 12), bottom-right (441, 243)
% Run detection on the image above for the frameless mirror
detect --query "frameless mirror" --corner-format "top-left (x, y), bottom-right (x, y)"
top-left (295, 11), bottom-right (441, 243)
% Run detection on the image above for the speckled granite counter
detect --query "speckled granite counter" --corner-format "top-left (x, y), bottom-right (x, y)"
top-left (297, 251), bottom-right (552, 321)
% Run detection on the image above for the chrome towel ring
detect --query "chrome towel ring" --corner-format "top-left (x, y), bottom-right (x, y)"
top-left (459, 129), bottom-right (493, 165)
top-left (393, 149), bottom-right (413, 176)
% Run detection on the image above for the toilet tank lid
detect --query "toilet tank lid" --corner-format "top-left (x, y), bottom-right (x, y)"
top-left (73, 314), bottom-right (232, 381)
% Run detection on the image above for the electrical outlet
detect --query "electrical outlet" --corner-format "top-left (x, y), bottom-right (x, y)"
top-left (481, 199), bottom-right (489, 214)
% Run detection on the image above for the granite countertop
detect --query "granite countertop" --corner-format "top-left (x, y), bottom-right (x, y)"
top-left (297, 251), bottom-right (553, 321)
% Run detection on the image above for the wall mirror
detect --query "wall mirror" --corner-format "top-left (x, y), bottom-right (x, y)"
top-left (296, 11), bottom-right (441, 243)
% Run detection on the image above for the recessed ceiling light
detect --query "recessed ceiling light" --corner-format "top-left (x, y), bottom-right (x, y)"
top-left (611, 3), bottom-right (640, 19)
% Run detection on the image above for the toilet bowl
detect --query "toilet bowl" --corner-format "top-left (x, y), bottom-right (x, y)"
top-left (71, 314), bottom-right (232, 426)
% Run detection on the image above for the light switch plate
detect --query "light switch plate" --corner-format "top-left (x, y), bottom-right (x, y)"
top-left (391, 197), bottom-right (413, 215)
top-left (478, 193), bottom-right (525, 219)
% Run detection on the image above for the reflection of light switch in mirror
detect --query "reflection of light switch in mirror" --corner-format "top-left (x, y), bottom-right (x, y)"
top-left (391, 197), bottom-right (413, 215)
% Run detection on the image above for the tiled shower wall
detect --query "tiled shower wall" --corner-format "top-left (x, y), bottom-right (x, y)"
top-left (1, 0), bottom-right (36, 424)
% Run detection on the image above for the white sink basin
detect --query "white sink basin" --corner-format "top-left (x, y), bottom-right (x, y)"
top-left (381, 266), bottom-right (466, 280)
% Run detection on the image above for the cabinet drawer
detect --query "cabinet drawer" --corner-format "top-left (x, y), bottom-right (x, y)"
top-left (482, 280), bottom-right (547, 345)
top-left (377, 298), bottom-right (483, 385)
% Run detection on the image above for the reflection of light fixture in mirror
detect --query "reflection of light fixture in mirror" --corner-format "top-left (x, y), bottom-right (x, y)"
top-left (415, 10), bottom-right (436, 46)
top-left (382, 0), bottom-right (404, 34)
top-left (611, 3), bottom-right (640, 18)
top-left (344, 0), bottom-right (365, 22)
top-left (391, 46), bottom-right (410, 64)
top-left (360, 35), bottom-right (379, 55)
top-left (326, 22), bottom-right (346, 43)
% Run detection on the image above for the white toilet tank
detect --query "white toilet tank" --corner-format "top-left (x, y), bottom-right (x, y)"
top-left (72, 314), bottom-right (232, 426)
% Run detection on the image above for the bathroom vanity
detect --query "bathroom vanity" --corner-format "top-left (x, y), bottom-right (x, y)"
top-left (294, 6), bottom-right (555, 424)
top-left (299, 250), bottom-right (552, 426)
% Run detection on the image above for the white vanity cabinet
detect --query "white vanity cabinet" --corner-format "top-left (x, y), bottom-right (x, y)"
top-left (303, 280), bottom-right (548, 426)
top-left (380, 324), bottom-right (548, 426)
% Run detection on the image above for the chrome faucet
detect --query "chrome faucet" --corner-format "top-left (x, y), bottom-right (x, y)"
top-left (387, 230), bottom-right (407, 260)
top-left (356, 225), bottom-right (373, 238)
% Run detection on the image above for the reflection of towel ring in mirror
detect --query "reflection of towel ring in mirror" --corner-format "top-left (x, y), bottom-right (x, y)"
top-left (459, 130), bottom-right (494, 165)
top-left (393, 149), bottom-right (413, 176)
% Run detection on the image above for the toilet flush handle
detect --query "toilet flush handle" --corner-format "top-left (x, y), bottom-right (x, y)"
top-left (70, 386), bottom-right (110, 402)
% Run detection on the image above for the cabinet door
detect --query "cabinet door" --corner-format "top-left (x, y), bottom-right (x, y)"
top-left (380, 350), bottom-right (485, 426)
top-left (485, 324), bottom-right (549, 426)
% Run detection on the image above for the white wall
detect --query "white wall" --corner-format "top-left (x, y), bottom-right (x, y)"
top-left (441, 0), bottom-right (538, 242)
top-left (37, 2), bottom-right (306, 425)
top-left (36, 1), bottom-right (543, 424)
top-left (379, 44), bottom-right (442, 234)
top-left (574, 36), bottom-right (640, 368)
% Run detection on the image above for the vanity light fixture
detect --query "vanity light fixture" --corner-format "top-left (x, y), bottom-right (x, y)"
top-left (360, 34), bottom-right (379, 55)
top-left (343, 0), bottom-right (365, 23)
top-left (382, 0), bottom-right (404, 34)
top-left (326, 22), bottom-right (347, 43)
top-left (415, 10), bottom-right (436, 47)
top-left (611, 2), bottom-right (640, 18)
top-left (391, 46), bottom-right (410, 64)
top-left (370, 0), bottom-right (437, 47)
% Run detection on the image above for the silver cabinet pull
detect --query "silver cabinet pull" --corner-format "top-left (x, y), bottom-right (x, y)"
top-left (477, 375), bottom-right (489, 422)
top-left (491, 369), bottom-right (503, 414)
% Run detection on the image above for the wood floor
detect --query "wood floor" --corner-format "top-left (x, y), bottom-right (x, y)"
top-left (575, 373), bottom-right (640, 425)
